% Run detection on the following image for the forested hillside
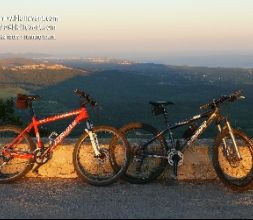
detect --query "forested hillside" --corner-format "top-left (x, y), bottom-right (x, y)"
top-left (1, 58), bottom-right (253, 137)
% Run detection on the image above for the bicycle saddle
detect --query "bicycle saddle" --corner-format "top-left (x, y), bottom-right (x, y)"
top-left (27, 95), bottom-right (40, 101)
top-left (16, 94), bottom-right (41, 109)
top-left (17, 94), bottom-right (41, 102)
top-left (149, 101), bottom-right (174, 107)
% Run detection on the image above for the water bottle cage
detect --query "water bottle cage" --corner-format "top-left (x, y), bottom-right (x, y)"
top-left (182, 123), bottom-right (198, 140)
top-left (48, 132), bottom-right (59, 145)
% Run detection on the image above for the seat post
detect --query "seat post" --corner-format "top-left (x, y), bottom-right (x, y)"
top-left (163, 106), bottom-right (169, 127)
top-left (28, 101), bottom-right (36, 118)
top-left (163, 106), bottom-right (176, 149)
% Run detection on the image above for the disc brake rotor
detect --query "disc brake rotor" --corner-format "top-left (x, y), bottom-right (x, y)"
top-left (223, 146), bottom-right (241, 168)
top-left (95, 148), bottom-right (109, 165)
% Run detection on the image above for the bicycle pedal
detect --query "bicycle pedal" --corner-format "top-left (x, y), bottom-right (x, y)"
top-left (32, 169), bottom-right (43, 177)
top-left (32, 167), bottom-right (40, 174)
top-left (32, 162), bottom-right (46, 174)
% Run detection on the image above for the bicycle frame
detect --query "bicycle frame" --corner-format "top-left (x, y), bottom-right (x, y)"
top-left (141, 108), bottom-right (221, 153)
top-left (3, 107), bottom-right (89, 159)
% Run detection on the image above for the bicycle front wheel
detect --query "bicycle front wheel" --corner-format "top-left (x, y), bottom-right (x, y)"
top-left (213, 128), bottom-right (253, 191)
top-left (73, 126), bottom-right (130, 186)
top-left (120, 122), bottom-right (168, 184)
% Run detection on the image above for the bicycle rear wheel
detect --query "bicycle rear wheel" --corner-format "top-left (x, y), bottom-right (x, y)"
top-left (213, 128), bottom-right (253, 191)
top-left (73, 126), bottom-right (130, 186)
top-left (0, 125), bottom-right (35, 183)
top-left (120, 122), bottom-right (168, 184)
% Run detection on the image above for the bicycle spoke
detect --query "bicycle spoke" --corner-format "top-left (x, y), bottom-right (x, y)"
top-left (214, 128), bottom-right (253, 191)
top-left (74, 126), bottom-right (129, 186)
top-left (0, 126), bottom-right (35, 182)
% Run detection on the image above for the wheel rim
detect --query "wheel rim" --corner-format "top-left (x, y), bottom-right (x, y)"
top-left (0, 128), bottom-right (32, 179)
top-left (124, 127), bottom-right (166, 181)
top-left (76, 128), bottom-right (128, 183)
top-left (217, 132), bottom-right (253, 185)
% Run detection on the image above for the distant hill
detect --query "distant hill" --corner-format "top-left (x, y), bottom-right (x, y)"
top-left (1, 57), bottom-right (253, 137)
top-left (0, 53), bottom-right (51, 59)
top-left (0, 58), bottom-right (90, 93)
top-left (32, 61), bottom-right (253, 137)
top-left (0, 58), bottom-right (39, 68)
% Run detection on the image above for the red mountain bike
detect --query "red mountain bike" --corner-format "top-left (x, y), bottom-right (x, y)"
top-left (0, 89), bottom-right (130, 186)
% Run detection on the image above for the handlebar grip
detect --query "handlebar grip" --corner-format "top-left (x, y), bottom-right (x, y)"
top-left (229, 90), bottom-right (244, 102)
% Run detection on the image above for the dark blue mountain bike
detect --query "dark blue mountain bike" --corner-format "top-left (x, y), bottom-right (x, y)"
top-left (120, 91), bottom-right (253, 191)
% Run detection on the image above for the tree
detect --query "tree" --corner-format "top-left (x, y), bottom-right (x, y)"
top-left (0, 98), bottom-right (22, 125)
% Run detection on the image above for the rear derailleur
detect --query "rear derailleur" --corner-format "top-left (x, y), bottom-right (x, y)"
top-left (0, 146), bottom-right (14, 168)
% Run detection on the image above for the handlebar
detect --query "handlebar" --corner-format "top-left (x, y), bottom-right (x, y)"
top-left (200, 90), bottom-right (245, 110)
top-left (74, 89), bottom-right (98, 107)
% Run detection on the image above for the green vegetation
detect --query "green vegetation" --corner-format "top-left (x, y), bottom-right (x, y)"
top-left (1, 58), bottom-right (253, 137)
top-left (0, 98), bottom-right (22, 125)
top-left (0, 69), bottom-right (88, 89)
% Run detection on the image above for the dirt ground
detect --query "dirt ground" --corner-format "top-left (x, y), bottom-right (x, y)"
top-left (0, 179), bottom-right (253, 219)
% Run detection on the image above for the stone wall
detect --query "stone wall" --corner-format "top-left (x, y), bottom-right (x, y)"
top-left (27, 140), bottom-right (219, 180)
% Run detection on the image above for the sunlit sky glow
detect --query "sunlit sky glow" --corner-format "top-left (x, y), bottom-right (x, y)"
top-left (1, 0), bottom-right (253, 66)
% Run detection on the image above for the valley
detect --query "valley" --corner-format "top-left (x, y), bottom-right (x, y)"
top-left (0, 57), bottom-right (253, 137)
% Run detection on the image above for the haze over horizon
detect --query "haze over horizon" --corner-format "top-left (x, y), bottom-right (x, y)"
top-left (1, 0), bottom-right (253, 67)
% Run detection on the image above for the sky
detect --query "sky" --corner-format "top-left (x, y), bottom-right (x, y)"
top-left (0, 0), bottom-right (253, 67)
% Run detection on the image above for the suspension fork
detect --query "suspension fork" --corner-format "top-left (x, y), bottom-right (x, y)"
top-left (217, 120), bottom-right (242, 160)
top-left (217, 123), bottom-right (229, 155)
top-left (85, 120), bottom-right (101, 157)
